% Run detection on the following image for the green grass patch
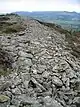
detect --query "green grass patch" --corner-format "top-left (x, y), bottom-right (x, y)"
top-left (0, 14), bottom-right (26, 34)
top-left (2, 24), bottom-right (25, 33)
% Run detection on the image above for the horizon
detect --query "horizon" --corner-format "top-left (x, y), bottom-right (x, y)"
top-left (0, 0), bottom-right (80, 14)
top-left (15, 10), bottom-right (80, 13)
top-left (0, 11), bottom-right (80, 15)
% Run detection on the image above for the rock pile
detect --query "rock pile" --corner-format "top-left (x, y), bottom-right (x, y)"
top-left (0, 15), bottom-right (80, 107)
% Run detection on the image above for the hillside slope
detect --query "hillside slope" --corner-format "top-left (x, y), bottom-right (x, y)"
top-left (15, 11), bottom-right (80, 31)
top-left (0, 14), bottom-right (80, 107)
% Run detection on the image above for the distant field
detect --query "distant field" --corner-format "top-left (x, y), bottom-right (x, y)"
top-left (16, 11), bottom-right (80, 31)
top-left (21, 16), bottom-right (80, 31)
top-left (47, 20), bottom-right (80, 31)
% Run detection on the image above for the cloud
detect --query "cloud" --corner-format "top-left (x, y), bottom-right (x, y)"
top-left (0, 0), bottom-right (80, 13)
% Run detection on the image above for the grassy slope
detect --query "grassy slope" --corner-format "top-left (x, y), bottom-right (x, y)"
top-left (0, 14), bottom-right (26, 34)
top-left (16, 11), bottom-right (80, 31)
top-left (49, 20), bottom-right (80, 31)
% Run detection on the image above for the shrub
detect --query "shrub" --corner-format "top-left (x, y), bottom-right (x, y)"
top-left (2, 24), bottom-right (25, 33)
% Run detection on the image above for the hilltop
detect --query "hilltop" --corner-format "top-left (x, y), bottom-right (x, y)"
top-left (0, 14), bottom-right (80, 107)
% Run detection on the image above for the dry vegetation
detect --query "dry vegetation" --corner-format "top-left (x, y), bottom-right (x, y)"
top-left (0, 48), bottom-right (13, 76)
top-left (66, 31), bottom-right (80, 58)
top-left (0, 14), bottom-right (26, 34)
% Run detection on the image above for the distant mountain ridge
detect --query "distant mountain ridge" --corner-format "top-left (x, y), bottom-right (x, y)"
top-left (15, 11), bottom-right (80, 31)
top-left (15, 11), bottom-right (80, 21)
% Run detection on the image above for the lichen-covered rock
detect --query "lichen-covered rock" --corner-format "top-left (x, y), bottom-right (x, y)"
top-left (0, 95), bottom-right (10, 107)
top-left (0, 95), bottom-right (10, 103)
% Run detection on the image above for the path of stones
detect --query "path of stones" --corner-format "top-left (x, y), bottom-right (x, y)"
top-left (0, 18), bottom-right (80, 107)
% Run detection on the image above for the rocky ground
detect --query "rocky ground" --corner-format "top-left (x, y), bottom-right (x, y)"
top-left (0, 14), bottom-right (80, 107)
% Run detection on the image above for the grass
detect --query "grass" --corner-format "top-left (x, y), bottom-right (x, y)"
top-left (0, 14), bottom-right (26, 34)
top-left (37, 20), bottom-right (70, 34)
top-left (0, 22), bottom-right (26, 34)
top-left (66, 31), bottom-right (80, 58)
top-left (2, 24), bottom-right (25, 33)
top-left (0, 48), bottom-right (13, 76)
top-left (49, 19), bottom-right (80, 31)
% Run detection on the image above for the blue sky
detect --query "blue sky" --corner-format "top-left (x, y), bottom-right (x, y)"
top-left (0, 0), bottom-right (80, 13)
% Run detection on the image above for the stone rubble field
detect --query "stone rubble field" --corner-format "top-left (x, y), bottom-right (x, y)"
top-left (0, 16), bottom-right (80, 107)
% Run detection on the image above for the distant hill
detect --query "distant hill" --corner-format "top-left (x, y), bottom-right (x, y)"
top-left (15, 11), bottom-right (80, 21)
top-left (15, 11), bottom-right (80, 31)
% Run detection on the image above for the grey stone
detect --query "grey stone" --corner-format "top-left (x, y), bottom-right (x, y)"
top-left (18, 51), bottom-right (33, 59)
top-left (67, 70), bottom-right (77, 79)
top-left (52, 60), bottom-right (69, 72)
top-left (0, 95), bottom-right (10, 107)
top-left (3, 91), bottom-right (12, 98)
top-left (43, 96), bottom-right (63, 107)
top-left (18, 58), bottom-right (32, 67)
top-left (0, 102), bottom-right (10, 107)
top-left (42, 71), bottom-right (50, 78)
top-left (0, 82), bottom-right (11, 91)
top-left (11, 87), bottom-right (21, 95)
top-left (10, 106), bottom-right (16, 107)
top-left (37, 64), bottom-right (46, 74)
top-left (11, 98), bottom-right (21, 107)
top-left (30, 77), bottom-right (46, 91)
top-left (0, 95), bottom-right (10, 103)
top-left (18, 94), bottom-right (39, 105)
top-left (23, 80), bottom-right (29, 89)
top-left (56, 98), bottom-right (66, 106)
top-left (66, 78), bottom-right (70, 87)
top-left (18, 32), bottom-right (25, 36)
top-left (52, 76), bottom-right (63, 86)
top-left (73, 97), bottom-right (80, 104)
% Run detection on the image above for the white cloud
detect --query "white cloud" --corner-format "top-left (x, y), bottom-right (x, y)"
top-left (0, 0), bottom-right (80, 13)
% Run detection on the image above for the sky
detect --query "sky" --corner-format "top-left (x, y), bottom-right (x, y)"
top-left (0, 0), bottom-right (80, 13)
